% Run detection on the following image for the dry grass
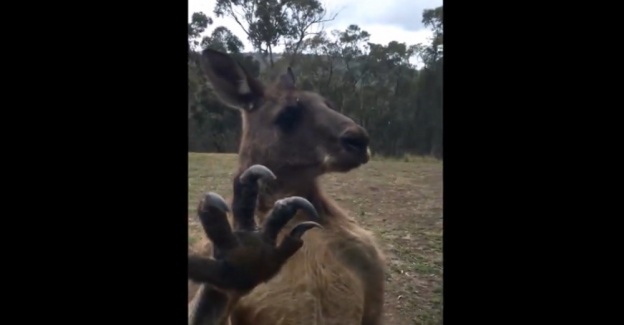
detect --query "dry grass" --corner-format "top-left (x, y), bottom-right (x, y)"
top-left (188, 152), bottom-right (443, 325)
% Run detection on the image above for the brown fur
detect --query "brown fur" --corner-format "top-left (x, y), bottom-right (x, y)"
top-left (189, 49), bottom-right (386, 325)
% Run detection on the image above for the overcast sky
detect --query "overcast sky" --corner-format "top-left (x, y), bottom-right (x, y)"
top-left (188, 0), bottom-right (442, 54)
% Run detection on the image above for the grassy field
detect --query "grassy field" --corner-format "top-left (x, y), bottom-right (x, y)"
top-left (188, 153), bottom-right (443, 325)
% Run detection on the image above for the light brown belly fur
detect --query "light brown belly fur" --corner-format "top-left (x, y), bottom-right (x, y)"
top-left (229, 227), bottom-right (366, 325)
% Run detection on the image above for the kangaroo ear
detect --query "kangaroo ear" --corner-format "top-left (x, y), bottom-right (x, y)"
top-left (278, 67), bottom-right (296, 90)
top-left (200, 48), bottom-right (264, 111)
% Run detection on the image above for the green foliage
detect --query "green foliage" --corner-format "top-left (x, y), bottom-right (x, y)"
top-left (188, 4), bottom-right (443, 159)
top-left (202, 26), bottom-right (245, 53)
top-left (188, 12), bottom-right (213, 49)
top-left (214, 0), bottom-right (335, 67)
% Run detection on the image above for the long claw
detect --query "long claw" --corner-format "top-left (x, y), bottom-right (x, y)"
top-left (232, 165), bottom-right (276, 231)
top-left (263, 196), bottom-right (320, 244)
top-left (275, 196), bottom-right (319, 220)
top-left (289, 221), bottom-right (322, 239)
top-left (199, 192), bottom-right (230, 214)
top-left (197, 192), bottom-right (238, 254)
top-left (239, 164), bottom-right (276, 184)
top-left (274, 221), bottom-right (322, 262)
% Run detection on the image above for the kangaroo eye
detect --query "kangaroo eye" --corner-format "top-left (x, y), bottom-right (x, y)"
top-left (275, 104), bottom-right (302, 133)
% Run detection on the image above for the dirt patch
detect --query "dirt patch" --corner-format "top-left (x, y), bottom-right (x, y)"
top-left (188, 153), bottom-right (443, 324)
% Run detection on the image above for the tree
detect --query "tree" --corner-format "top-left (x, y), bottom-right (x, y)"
top-left (202, 26), bottom-right (245, 54)
top-left (214, 0), bottom-right (337, 67)
top-left (188, 12), bottom-right (213, 50)
top-left (281, 0), bottom-right (338, 66)
top-left (420, 6), bottom-right (443, 65)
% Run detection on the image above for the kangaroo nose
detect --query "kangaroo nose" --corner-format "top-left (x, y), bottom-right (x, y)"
top-left (339, 125), bottom-right (370, 154)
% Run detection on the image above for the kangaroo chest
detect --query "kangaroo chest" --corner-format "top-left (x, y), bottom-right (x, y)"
top-left (231, 232), bottom-right (366, 325)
